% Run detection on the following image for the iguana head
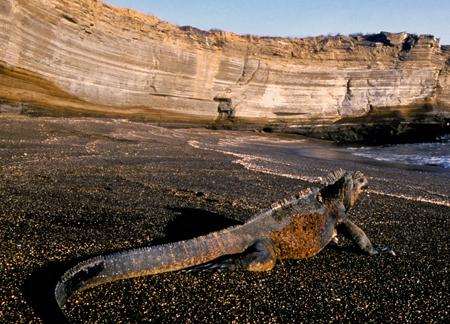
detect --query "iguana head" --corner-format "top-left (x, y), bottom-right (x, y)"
top-left (343, 171), bottom-right (368, 210)
top-left (320, 169), bottom-right (369, 212)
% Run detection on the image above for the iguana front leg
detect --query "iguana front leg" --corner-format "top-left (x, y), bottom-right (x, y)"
top-left (338, 219), bottom-right (395, 256)
top-left (188, 239), bottom-right (277, 272)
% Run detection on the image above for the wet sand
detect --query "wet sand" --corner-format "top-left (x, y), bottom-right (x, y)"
top-left (0, 115), bottom-right (448, 322)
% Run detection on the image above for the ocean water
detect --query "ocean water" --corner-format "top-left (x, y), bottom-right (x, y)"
top-left (346, 135), bottom-right (450, 170)
top-left (184, 129), bottom-right (449, 207)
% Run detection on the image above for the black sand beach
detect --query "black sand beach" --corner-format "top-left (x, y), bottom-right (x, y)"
top-left (0, 115), bottom-right (448, 322)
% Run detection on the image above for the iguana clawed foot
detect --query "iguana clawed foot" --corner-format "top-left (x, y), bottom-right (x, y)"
top-left (372, 244), bottom-right (396, 256)
top-left (330, 236), bottom-right (339, 245)
top-left (186, 256), bottom-right (241, 273)
top-left (187, 239), bottom-right (277, 273)
top-left (337, 219), bottom-right (395, 257)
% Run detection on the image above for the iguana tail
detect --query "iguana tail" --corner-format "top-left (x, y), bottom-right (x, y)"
top-left (54, 190), bottom-right (313, 313)
top-left (55, 229), bottom-right (254, 312)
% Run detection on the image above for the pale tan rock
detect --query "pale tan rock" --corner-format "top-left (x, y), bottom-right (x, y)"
top-left (0, 0), bottom-right (449, 123)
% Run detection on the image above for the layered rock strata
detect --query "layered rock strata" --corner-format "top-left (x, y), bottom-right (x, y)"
top-left (0, 0), bottom-right (449, 125)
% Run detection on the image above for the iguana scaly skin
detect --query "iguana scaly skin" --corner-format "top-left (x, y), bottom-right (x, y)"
top-left (55, 170), bottom-right (394, 314)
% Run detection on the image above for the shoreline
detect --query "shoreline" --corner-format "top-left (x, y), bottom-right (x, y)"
top-left (0, 115), bottom-right (448, 322)
top-left (2, 104), bottom-right (450, 145)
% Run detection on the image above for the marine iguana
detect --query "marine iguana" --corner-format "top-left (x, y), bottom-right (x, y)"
top-left (55, 169), bottom-right (394, 314)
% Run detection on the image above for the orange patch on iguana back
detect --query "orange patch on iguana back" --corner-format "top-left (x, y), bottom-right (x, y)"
top-left (270, 213), bottom-right (330, 259)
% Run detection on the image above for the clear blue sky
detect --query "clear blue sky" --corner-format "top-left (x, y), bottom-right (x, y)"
top-left (105, 0), bottom-right (450, 44)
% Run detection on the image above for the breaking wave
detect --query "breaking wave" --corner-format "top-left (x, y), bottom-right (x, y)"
top-left (346, 135), bottom-right (450, 169)
top-left (187, 134), bottom-right (450, 208)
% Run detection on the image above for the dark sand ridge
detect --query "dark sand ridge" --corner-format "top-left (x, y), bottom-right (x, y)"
top-left (0, 114), bottom-right (448, 322)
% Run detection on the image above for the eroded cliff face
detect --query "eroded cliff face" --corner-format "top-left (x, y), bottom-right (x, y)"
top-left (0, 0), bottom-right (449, 124)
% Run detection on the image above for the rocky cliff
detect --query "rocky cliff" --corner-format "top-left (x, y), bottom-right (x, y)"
top-left (1, 0), bottom-right (449, 125)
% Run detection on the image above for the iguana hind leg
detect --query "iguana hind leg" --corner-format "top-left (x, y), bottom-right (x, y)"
top-left (338, 219), bottom-right (395, 256)
top-left (188, 239), bottom-right (277, 273)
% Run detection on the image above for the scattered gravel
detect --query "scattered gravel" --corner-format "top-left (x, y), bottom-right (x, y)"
top-left (0, 115), bottom-right (448, 322)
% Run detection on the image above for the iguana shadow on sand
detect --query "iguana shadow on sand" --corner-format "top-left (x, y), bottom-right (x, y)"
top-left (54, 170), bottom-right (395, 318)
